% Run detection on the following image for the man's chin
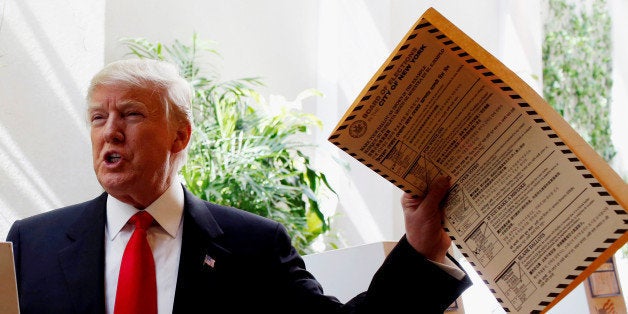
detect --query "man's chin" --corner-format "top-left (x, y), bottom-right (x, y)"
top-left (96, 175), bottom-right (132, 194)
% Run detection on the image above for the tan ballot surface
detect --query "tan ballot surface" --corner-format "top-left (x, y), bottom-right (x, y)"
top-left (328, 7), bottom-right (628, 314)
top-left (0, 242), bottom-right (19, 314)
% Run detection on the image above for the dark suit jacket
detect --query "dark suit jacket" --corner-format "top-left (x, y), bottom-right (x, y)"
top-left (7, 188), bottom-right (471, 313)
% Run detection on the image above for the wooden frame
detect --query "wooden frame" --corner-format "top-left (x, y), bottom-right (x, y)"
top-left (588, 258), bottom-right (621, 297)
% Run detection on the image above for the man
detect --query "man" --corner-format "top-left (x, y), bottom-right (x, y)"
top-left (6, 59), bottom-right (471, 313)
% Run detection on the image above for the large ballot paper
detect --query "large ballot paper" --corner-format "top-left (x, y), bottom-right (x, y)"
top-left (328, 7), bottom-right (628, 314)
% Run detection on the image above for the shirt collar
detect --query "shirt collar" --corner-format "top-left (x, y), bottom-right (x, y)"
top-left (106, 179), bottom-right (185, 240)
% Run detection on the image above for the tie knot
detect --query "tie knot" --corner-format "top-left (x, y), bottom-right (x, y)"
top-left (129, 211), bottom-right (153, 230)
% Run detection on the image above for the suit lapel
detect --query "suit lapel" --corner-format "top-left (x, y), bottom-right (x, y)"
top-left (58, 193), bottom-right (107, 314)
top-left (173, 189), bottom-right (231, 313)
top-left (55, 189), bottom-right (232, 312)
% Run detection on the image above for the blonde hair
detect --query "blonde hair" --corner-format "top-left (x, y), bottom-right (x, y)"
top-left (87, 59), bottom-right (193, 125)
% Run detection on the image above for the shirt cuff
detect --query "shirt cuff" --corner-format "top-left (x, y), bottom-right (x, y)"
top-left (429, 257), bottom-right (466, 281)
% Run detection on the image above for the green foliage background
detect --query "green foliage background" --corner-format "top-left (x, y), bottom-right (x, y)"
top-left (543, 0), bottom-right (628, 257)
top-left (543, 0), bottom-right (616, 161)
top-left (122, 34), bottom-right (336, 254)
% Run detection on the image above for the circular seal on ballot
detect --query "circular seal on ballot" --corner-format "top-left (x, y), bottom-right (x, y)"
top-left (349, 120), bottom-right (367, 138)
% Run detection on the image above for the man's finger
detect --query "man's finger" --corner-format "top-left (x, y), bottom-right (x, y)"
top-left (401, 192), bottom-right (423, 209)
top-left (421, 176), bottom-right (451, 211)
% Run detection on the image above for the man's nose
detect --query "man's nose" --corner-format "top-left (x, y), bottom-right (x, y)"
top-left (103, 116), bottom-right (124, 143)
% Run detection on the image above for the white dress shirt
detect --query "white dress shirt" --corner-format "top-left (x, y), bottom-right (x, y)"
top-left (104, 181), bottom-right (184, 314)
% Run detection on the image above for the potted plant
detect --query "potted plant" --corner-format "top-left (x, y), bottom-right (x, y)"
top-left (121, 34), bottom-right (336, 254)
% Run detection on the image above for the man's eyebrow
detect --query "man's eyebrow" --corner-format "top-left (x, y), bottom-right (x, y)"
top-left (117, 100), bottom-right (147, 109)
top-left (87, 100), bottom-right (146, 111)
top-left (87, 102), bottom-right (103, 112)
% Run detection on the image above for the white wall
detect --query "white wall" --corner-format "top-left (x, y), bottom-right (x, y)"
top-left (0, 0), bottom-right (574, 247)
top-left (0, 0), bottom-right (105, 238)
top-left (0, 0), bottom-right (625, 312)
top-left (104, 0), bottom-right (540, 247)
top-left (311, 0), bottom-right (543, 247)
top-left (105, 0), bottom-right (320, 101)
top-left (610, 0), bottom-right (628, 179)
top-left (2, 0), bottom-right (622, 246)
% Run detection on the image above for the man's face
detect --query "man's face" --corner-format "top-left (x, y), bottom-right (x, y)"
top-left (88, 85), bottom-right (181, 207)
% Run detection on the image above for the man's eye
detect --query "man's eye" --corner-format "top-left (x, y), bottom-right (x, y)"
top-left (126, 111), bottom-right (144, 117)
top-left (90, 115), bottom-right (105, 124)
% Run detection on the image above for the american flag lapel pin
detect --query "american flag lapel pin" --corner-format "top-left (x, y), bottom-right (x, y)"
top-left (203, 254), bottom-right (216, 269)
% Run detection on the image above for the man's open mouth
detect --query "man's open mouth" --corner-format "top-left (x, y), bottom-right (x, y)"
top-left (105, 153), bottom-right (122, 164)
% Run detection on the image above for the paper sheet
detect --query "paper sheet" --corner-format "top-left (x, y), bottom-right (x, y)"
top-left (328, 7), bottom-right (628, 313)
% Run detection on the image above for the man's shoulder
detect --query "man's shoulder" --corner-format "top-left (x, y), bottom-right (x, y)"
top-left (13, 192), bottom-right (107, 227)
top-left (185, 189), bottom-right (278, 224)
top-left (184, 191), bottom-right (283, 234)
top-left (199, 201), bottom-right (280, 231)
top-left (183, 193), bottom-right (294, 255)
top-left (7, 192), bottom-right (107, 244)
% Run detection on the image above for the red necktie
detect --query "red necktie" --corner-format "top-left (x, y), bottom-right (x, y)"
top-left (114, 211), bottom-right (157, 314)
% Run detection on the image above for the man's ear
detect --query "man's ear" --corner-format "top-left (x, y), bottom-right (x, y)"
top-left (171, 122), bottom-right (192, 154)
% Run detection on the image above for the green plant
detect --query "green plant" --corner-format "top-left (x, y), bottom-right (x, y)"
top-left (543, 0), bottom-right (628, 258)
top-left (543, 0), bottom-right (616, 161)
top-left (121, 34), bottom-right (336, 254)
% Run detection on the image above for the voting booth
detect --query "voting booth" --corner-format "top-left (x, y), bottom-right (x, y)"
top-left (302, 241), bottom-right (463, 312)
top-left (303, 241), bottom-right (397, 303)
